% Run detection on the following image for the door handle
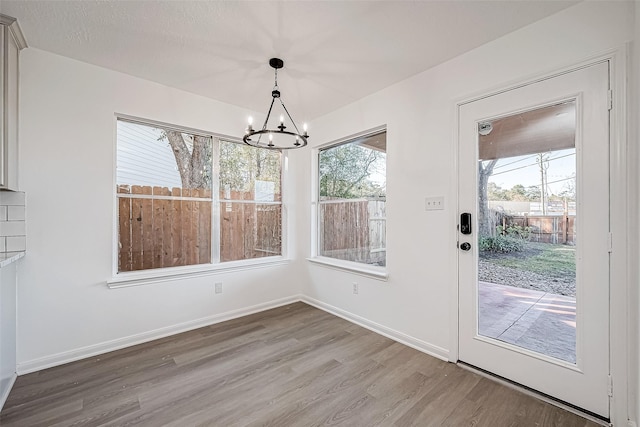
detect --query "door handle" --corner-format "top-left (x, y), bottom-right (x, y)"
top-left (460, 213), bottom-right (472, 235)
top-left (460, 242), bottom-right (471, 251)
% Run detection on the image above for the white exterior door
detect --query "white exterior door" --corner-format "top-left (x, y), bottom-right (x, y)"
top-left (458, 62), bottom-right (610, 418)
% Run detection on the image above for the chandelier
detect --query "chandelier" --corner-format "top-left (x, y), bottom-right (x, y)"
top-left (243, 58), bottom-right (308, 149)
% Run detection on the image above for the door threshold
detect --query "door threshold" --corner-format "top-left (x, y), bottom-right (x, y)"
top-left (457, 361), bottom-right (611, 427)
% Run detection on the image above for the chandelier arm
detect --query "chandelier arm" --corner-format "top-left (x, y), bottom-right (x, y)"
top-left (262, 97), bottom-right (277, 131)
top-left (278, 98), bottom-right (302, 135)
top-left (243, 129), bottom-right (307, 149)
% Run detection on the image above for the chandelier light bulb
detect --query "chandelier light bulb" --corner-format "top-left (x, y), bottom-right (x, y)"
top-left (246, 116), bottom-right (254, 134)
top-left (280, 115), bottom-right (284, 124)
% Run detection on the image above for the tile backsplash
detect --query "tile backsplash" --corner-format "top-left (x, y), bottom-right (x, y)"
top-left (0, 191), bottom-right (25, 252)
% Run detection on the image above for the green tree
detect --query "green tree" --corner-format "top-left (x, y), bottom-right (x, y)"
top-left (487, 182), bottom-right (506, 200)
top-left (219, 141), bottom-right (281, 196)
top-left (559, 173), bottom-right (576, 201)
top-left (478, 160), bottom-right (498, 237)
top-left (488, 182), bottom-right (540, 203)
top-left (319, 144), bottom-right (385, 199)
top-left (162, 130), bottom-right (212, 189)
top-left (161, 132), bottom-right (281, 196)
top-left (525, 186), bottom-right (540, 201)
top-left (507, 184), bottom-right (528, 201)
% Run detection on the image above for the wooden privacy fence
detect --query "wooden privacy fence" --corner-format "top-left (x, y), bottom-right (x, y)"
top-left (505, 214), bottom-right (576, 244)
top-left (319, 199), bottom-right (386, 266)
top-left (220, 199), bottom-right (282, 263)
top-left (117, 186), bottom-right (281, 272)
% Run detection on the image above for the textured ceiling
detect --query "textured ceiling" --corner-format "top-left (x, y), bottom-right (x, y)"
top-left (2, 1), bottom-right (578, 120)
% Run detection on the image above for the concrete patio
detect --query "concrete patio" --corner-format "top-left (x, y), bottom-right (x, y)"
top-left (478, 281), bottom-right (576, 363)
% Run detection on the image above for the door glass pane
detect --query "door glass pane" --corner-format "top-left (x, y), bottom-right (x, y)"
top-left (477, 100), bottom-right (577, 364)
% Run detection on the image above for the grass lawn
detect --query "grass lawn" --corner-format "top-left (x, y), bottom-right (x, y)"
top-left (480, 241), bottom-right (575, 279)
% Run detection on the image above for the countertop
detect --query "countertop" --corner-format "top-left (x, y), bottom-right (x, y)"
top-left (0, 251), bottom-right (24, 268)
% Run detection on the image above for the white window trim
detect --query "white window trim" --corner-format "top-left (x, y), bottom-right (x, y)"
top-left (309, 125), bottom-right (388, 279)
top-left (112, 114), bottom-right (288, 286)
top-left (306, 256), bottom-right (388, 281)
top-left (107, 257), bottom-right (290, 289)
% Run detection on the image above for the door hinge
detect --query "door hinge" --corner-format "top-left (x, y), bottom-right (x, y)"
top-left (607, 90), bottom-right (613, 110)
top-left (608, 375), bottom-right (613, 397)
top-left (608, 232), bottom-right (613, 253)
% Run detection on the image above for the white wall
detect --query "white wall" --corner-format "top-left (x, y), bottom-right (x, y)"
top-left (16, 49), bottom-right (301, 371)
top-left (298, 0), bottom-right (637, 420)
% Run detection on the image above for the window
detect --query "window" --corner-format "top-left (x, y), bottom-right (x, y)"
top-left (317, 129), bottom-right (386, 267)
top-left (116, 118), bottom-right (283, 274)
top-left (218, 140), bottom-right (282, 262)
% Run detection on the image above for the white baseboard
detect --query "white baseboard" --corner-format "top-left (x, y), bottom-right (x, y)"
top-left (17, 294), bottom-right (450, 376)
top-left (0, 373), bottom-right (17, 411)
top-left (17, 295), bottom-right (301, 375)
top-left (300, 296), bottom-right (449, 361)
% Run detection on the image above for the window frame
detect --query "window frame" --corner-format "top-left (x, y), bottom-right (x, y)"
top-left (309, 125), bottom-right (388, 280)
top-left (215, 137), bottom-right (286, 263)
top-left (110, 115), bottom-right (288, 288)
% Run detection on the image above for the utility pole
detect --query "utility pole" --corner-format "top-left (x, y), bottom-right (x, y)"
top-left (537, 153), bottom-right (549, 215)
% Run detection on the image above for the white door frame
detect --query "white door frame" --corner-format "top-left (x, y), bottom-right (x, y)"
top-left (450, 48), bottom-right (630, 426)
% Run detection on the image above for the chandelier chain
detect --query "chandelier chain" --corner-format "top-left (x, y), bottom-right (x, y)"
top-left (273, 68), bottom-right (279, 91)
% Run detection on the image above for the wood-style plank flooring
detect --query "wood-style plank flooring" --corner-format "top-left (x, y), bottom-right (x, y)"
top-left (1, 303), bottom-right (599, 426)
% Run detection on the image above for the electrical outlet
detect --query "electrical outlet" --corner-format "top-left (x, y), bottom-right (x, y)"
top-left (425, 196), bottom-right (445, 211)
top-left (215, 282), bottom-right (223, 294)
top-left (352, 282), bottom-right (359, 295)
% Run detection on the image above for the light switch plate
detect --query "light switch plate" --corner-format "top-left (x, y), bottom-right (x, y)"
top-left (425, 196), bottom-right (445, 211)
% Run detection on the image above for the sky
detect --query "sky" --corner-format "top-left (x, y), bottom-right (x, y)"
top-left (488, 148), bottom-right (576, 196)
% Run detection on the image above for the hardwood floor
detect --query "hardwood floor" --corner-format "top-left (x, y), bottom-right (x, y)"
top-left (1, 302), bottom-right (599, 426)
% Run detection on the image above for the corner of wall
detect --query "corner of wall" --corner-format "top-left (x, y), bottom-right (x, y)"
top-left (630, 2), bottom-right (640, 424)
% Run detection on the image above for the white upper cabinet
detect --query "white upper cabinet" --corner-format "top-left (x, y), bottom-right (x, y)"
top-left (0, 15), bottom-right (27, 191)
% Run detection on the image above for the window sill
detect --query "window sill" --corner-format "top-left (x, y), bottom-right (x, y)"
top-left (107, 257), bottom-right (290, 289)
top-left (306, 257), bottom-right (388, 281)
